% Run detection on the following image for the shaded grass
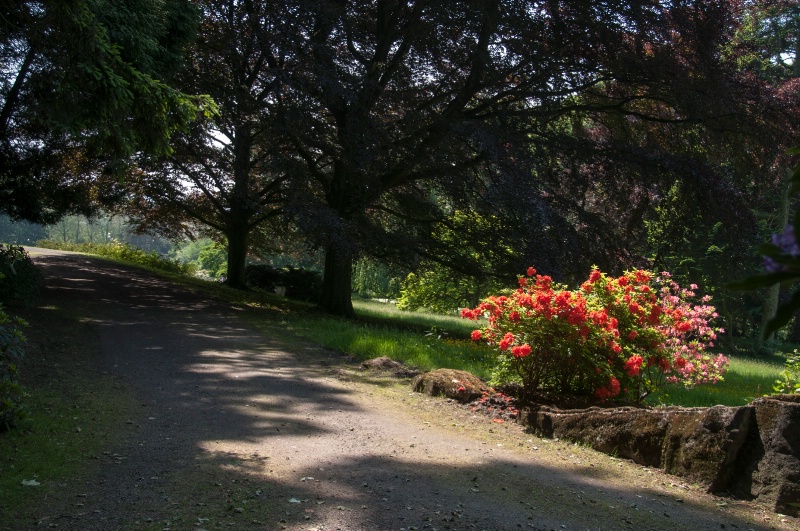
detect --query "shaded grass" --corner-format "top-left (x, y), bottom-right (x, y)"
top-left (0, 385), bottom-right (135, 525)
top-left (0, 306), bottom-right (137, 527)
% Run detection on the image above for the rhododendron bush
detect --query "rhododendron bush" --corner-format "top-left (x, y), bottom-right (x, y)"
top-left (461, 267), bottom-right (728, 402)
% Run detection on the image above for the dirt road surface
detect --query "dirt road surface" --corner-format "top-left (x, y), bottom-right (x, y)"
top-left (14, 250), bottom-right (797, 530)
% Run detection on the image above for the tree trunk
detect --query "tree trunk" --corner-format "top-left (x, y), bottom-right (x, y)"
top-left (320, 244), bottom-right (355, 317)
top-left (224, 123), bottom-right (254, 290)
top-left (225, 226), bottom-right (249, 289)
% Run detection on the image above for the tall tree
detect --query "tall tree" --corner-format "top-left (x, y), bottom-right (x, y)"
top-left (123, 0), bottom-right (295, 288)
top-left (0, 0), bottom-right (211, 223)
top-left (270, 0), bottom-right (758, 316)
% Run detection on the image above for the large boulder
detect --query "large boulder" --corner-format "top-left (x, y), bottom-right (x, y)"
top-left (729, 395), bottom-right (800, 516)
top-left (412, 369), bottom-right (492, 403)
top-left (661, 405), bottom-right (753, 490)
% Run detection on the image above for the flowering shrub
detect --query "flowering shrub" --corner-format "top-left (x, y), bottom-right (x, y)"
top-left (461, 267), bottom-right (728, 403)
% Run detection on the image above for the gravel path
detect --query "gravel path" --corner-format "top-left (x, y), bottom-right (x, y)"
top-left (19, 250), bottom-right (796, 530)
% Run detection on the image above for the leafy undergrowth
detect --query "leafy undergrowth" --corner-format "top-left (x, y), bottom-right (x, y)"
top-left (0, 305), bottom-right (137, 527)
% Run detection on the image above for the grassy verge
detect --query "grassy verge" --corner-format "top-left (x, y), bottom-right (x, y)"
top-left (280, 312), bottom-right (496, 378)
top-left (0, 305), bottom-right (137, 527)
top-left (352, 298), bottom-right (475, 337)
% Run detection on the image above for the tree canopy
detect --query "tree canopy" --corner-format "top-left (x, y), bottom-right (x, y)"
top-left (0, 0), bottom-right (212, 223)
top-left (260, 0), bottom-right (783, 316)
top-left (6, 0), bottom-right (799, 329)
top-left (121, 0), bottom-right (296, 287)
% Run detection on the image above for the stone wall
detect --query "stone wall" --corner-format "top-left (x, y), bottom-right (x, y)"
top-left (520, 394), bottom-right (800, 515)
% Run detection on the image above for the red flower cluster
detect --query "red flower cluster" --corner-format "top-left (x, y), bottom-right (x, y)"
top-left (624, 355), bottom-right (643, 377)
top-left (595, 377), bottom-right (621, 400)
top-left (511, 344), bottom-right (532, 358)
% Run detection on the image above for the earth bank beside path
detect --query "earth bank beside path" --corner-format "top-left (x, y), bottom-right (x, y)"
top-left (7, 250), bottom-right (795, 530)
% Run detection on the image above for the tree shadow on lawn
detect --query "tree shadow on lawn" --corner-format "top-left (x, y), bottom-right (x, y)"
top-left (16, 254), bottom-right (786, 531)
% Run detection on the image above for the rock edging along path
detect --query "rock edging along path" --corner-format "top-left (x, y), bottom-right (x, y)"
top-left (15, 249), bottom-right (797, 530)
top-left (521, 394), bottom-right (800, 516)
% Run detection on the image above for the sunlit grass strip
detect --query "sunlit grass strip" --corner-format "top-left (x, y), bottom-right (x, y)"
top-left (646, 356), bottom-right (784, 407)
top-left (352, 299), bottom-right (475, 337)
top-left (33, 239), bottom-right (193, 275)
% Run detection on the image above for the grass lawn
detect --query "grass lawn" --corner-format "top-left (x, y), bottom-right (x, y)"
top-left (0, 304), bottom-right (137, 525)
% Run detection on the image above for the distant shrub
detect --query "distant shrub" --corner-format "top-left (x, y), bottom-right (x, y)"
top-left (280, 267), bottom-right (323, 302)
top-left (245, 264), bottom-right (283, 291)
top-left (35, 240), bottom-right (194, 275)
top-left (0, 295), bottom-right (27, 431)
top-left (245, 264), bottom-right (322, 302)
top-left (0, 244), bottom-right (42, 304)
